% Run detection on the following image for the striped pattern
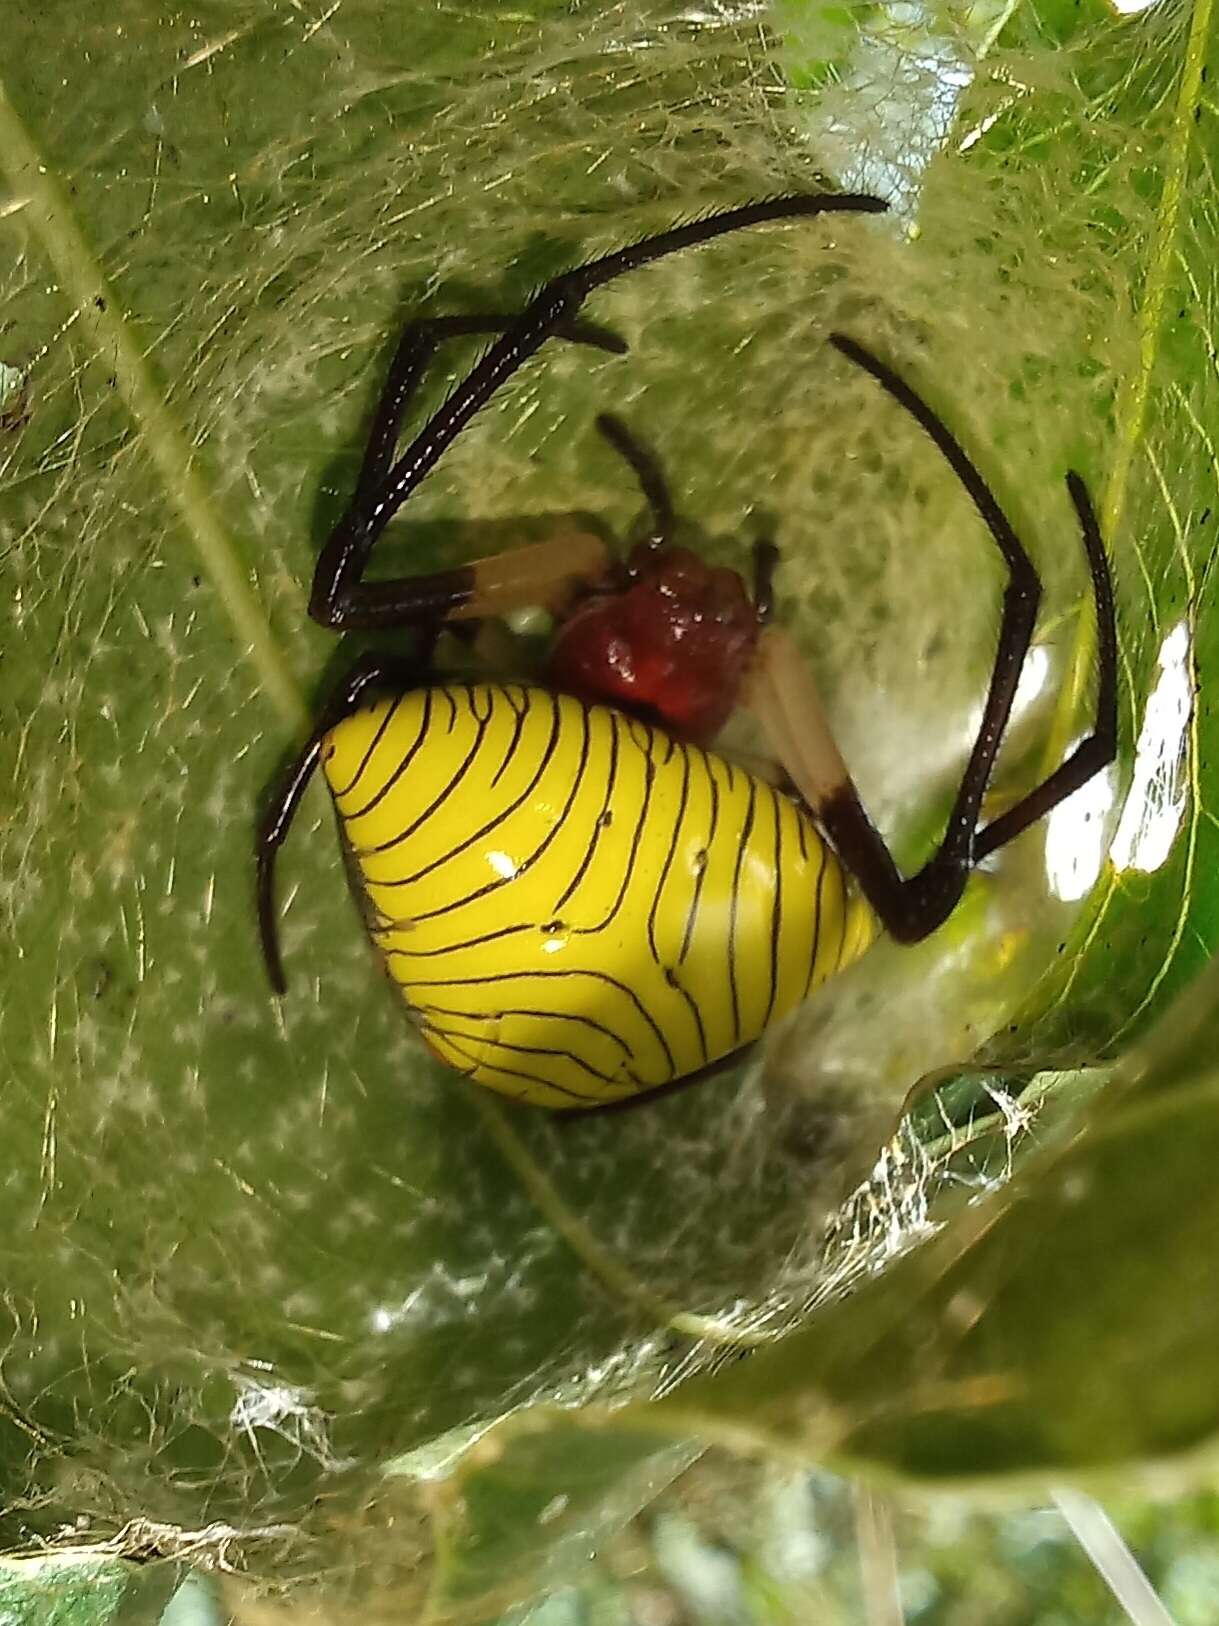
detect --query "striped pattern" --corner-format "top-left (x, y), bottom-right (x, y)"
top-left (321, 683), bottom-right (877, 1108)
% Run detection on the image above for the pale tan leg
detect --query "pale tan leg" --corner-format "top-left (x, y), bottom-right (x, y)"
top-left (449, 532), bottom-right (612, 620)
top-left (743, 626), bottom-right (852, 814)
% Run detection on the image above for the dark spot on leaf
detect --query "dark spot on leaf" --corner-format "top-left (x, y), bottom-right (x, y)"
top-left (88, 957), bottom-right (114, 1000)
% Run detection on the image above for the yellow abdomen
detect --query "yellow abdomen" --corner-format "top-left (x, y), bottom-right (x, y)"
top-left (322, 683), bottom-right (877, 1108)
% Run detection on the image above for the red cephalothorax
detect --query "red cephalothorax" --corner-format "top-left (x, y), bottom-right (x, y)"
top-left (547, 542), bottom-right (762, 743)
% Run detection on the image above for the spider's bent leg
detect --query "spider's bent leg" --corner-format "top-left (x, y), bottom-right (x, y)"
top-left (311, 193), bottom-right (887, 631)
top-left (756, 345), bottom-right (1115, 945)
top-left (814, 336), bottom-right (1048, 939)
top-left (350, 316), bottom-right (629, 514)
top-left (746, 614), bottom-right (1008, 946)
top-left (595, 413), bottom-right (676, 549)
top-left (751, 473), bottom-right (1115, 944)
top-left (973, 472), bottom-right (1118, 860)
top-left (256, 650), bottom-right (425, 994)
top-left (312, 315), bottom-right (626, 632)
top-left (307, 529), bottom-right (616, 633)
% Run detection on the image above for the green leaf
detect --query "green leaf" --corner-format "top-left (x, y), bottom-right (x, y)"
top-left (965, 0), bottom-right (1219, 1060)
top-left (0, 1551), bottom-right (178, 1626)
top-left (650, 949), bottom-right (1219, 1482)
top-left (421, 1416), bottom-right (698, 1624)
top-left (0, 0), bottom-right (1215, 1615)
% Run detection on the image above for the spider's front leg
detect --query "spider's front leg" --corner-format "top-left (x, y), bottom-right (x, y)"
top-left (310, 194), bottom-right (887, 637)
top-left (311, 314), bottom-right (626, 634)
top-left (312, 526), bottom-right (616, 635)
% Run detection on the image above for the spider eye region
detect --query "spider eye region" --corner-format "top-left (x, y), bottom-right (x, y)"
top-left (547, 544), bottom-right (759, 742)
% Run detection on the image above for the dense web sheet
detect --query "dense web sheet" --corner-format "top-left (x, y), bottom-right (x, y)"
top-left (0, 0), bottom-right (1216, 1611)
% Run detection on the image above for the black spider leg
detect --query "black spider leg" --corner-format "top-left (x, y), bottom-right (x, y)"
top-left (310, 194), bottom-right (888, 631)
top-left (258, 317), bottom-right (629, 993)
top-left (594, 412), bottom-right (676, 549)
top-left (973, 472), bottom-right (1117, 860)
top-left (256, 650), bottom-right (426, 994)
top-left (818, 333), bottom-right (1046, 943)
top-left (751, 541), bottom-right (781, 626)
top-left (317, 314), bottom-right (632, 630)
top-left (350, 315), bottom-right (629, 510)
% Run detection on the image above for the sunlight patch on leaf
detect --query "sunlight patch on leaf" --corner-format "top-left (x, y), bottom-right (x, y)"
top-left (1110, 619), bottom-right (1191, 873)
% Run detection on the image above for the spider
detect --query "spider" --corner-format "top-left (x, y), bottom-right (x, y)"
top-left (256, 193), bottom-right (1117, 1111)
